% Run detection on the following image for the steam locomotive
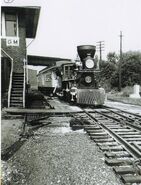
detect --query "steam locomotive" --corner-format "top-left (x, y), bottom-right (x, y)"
top-left (62, 45), bottom-right (105, 106)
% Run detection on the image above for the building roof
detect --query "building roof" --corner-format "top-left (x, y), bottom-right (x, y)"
top-left (2, 6), bottom-right (40, 38)
top-left (27, 55), bottom-right (71, 66)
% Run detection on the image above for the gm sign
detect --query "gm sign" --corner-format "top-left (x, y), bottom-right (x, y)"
top-left (6, 38), bottom-right (19, 46)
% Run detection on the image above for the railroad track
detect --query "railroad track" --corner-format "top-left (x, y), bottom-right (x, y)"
top-left (71, 108), bottom-right (141, 184)
top-left (104, 106), bottom-right (141, 125)
top-left (19, 105), bottom-right (141, 184)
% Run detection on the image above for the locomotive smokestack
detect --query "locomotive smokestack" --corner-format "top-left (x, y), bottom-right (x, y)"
top-left (77, 45), bottom-right (96, 61)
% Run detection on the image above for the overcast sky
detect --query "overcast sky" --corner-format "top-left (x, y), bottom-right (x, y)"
top-left (2, 0), bottom-right (141, 60)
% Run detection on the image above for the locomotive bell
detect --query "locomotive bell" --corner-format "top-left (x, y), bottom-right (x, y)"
top-left (77, 45), bottom-right (96, 61)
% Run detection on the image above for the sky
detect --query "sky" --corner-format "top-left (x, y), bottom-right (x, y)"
top-left (2, 0), bottom-right (141, 60)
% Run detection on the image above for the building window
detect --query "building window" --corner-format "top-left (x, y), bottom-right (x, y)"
top-left (5, 13), bottom-right (18, 37)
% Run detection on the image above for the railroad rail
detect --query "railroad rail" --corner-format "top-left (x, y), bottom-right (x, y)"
top-left (71, 108), bottom-right (141, 184)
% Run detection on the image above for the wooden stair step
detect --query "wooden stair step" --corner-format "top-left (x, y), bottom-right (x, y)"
top-left (11, 97), bottom-right (23, 100)
top-left (10, 105), bottom-right (23, 107)
top-left (11, 90), bottom-right (23, 92)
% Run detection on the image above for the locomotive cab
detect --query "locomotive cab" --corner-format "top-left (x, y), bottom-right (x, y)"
top-left (61, 62), bottom-right (76, 102)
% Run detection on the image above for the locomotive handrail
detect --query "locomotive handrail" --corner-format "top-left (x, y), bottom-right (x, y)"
top-left (1, 48), bottom-right (13, 108)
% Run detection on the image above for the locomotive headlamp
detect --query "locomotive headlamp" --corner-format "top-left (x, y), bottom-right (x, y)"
top-left (85, 59), bottom-right (94, 69)
top-left (85, 76), bottom-right (92, 83)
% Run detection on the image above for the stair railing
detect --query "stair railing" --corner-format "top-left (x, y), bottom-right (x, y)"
top-left (1, 48), bottom-right (13, 108)
top-left (23, 58), bottom-right (27, 108)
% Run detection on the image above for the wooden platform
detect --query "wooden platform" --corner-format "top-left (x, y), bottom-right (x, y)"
top-left (5, 98), bottom-right (83, 115)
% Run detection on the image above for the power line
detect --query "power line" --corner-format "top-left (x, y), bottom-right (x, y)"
top-left (96, 41), bottom-right (105, 62)
top-left (96, 41), bottom-right (105, 70)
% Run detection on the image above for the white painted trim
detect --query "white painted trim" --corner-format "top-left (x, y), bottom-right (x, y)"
top-left (16, 12), bottom-right (19, 37)
top-left (1, 48), bottom-right (13, 108)
top-left (1, 36), bottom-right (19, 39)
top-left (23, 59), bottom-right (26, 108)
top-left (1, 12), bottom-right (6, 36)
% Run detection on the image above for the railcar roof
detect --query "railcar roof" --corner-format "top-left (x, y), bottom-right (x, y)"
top-left (37, 60), bottom-right (74, 75)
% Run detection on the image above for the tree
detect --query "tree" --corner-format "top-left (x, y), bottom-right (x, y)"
top-left (100, 51), bottom-right (141, 90)
top-left (111, 51), bottom-right (141, 88)
top-left (99, 52), bottom-right (118, 90)
top-left (107, 52), bottom-right (119, 64)
top-left (121, 52), bottom-right (141, 86)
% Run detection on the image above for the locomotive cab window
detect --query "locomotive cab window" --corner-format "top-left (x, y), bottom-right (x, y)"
top-left (64, 65), bottom-right (74, 79)
top-left (64, 66), bottom-right (69, 76)
top-left (64, 66), bottom-right (70, 79)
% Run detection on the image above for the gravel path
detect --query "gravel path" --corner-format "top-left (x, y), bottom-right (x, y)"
top-left (7, 116), bottom-right (123, 185)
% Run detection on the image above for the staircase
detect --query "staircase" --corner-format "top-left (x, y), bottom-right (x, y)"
top-left (10, 73), bottom-right (24, 108)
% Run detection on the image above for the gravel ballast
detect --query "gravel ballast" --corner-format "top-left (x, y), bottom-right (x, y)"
top-left (6, 116), bottom-right (123, 185)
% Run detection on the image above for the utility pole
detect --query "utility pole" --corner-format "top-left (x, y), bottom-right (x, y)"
top-left (119, 31), bottom-right (123, 92)
top-left (96, 41), bottom-right (105, 70)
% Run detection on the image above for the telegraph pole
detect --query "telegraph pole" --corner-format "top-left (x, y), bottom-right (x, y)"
top-left (96, 41), bottom-right (105, 70)
top-left (119, 31), bottom-right (123, 92)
